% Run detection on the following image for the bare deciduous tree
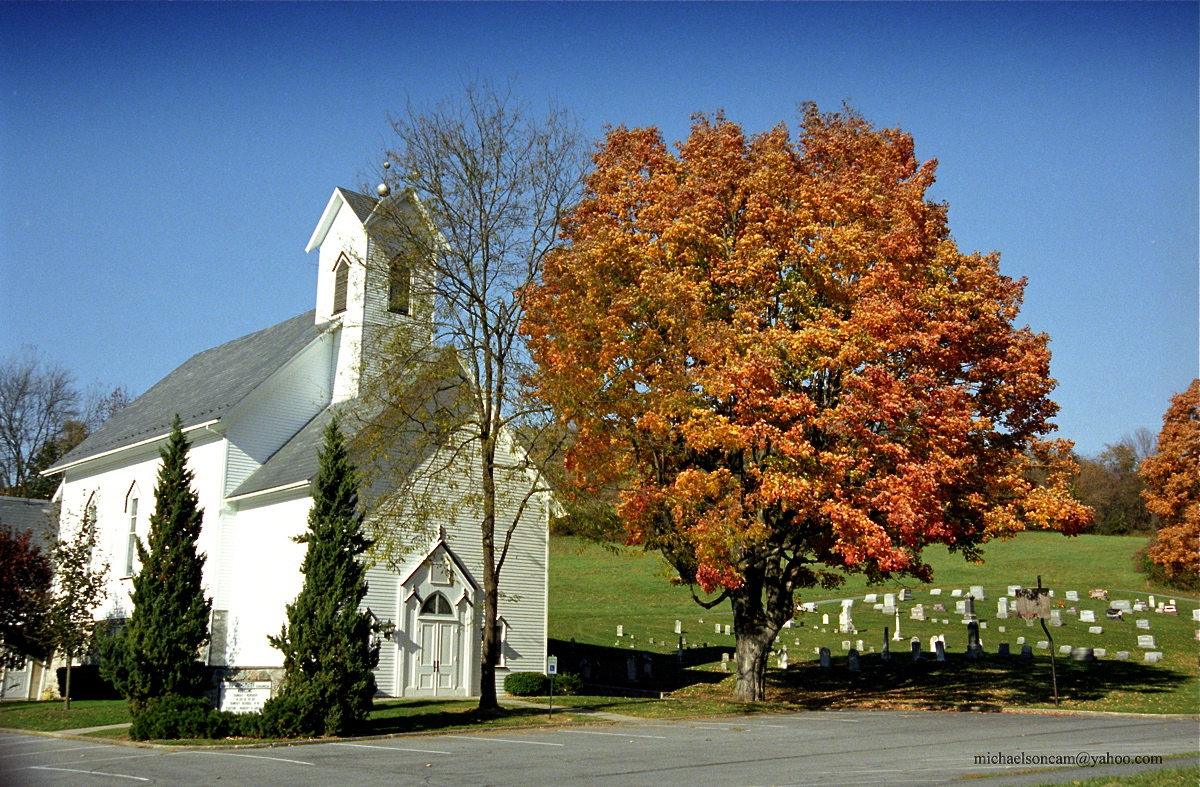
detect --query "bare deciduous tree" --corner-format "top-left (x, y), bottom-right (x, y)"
top-left (0, 347), bottom-right (79, 497)
top-left (358, 81), bottom-right (584, 712)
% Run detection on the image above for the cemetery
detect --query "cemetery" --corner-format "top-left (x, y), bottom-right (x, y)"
top-left (550, 532), bottom-right (1200, 715)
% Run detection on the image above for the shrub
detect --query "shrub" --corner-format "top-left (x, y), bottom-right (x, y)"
top-left (129, 695), bottom-right (228, 741)
top-left (503, 671), bottom-right (549, 696)
top-left (55, 665), bottom-right (121, 701)
top-left (552, 672), bottom-right (583, 696)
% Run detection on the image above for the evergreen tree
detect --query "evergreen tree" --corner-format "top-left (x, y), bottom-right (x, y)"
top-left (266, 416), bottom-right (379, 737)
top-left (101, 416), bottom-right (210, 714)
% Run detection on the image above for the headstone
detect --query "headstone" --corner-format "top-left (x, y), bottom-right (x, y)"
top-left (1070, 647), bottom-right (1094, 661)
top-left (1134, 600), bottom-right (1149, 612)
top-left (951, 589), bottom-right (963, 597)
top-left (999, 626), bottom-right (1006, 633)
top-left (674, 620), bottom-right (682, 634)
top-left (1079, 609), bottom-right (1095, 623)
top-left (1007, 585), bottom-right (1022, 597)
top-left (1115, 651), bottom-right (1130, 660)
top-left (997, 642), bottom-right (1010, 657)
top-left (932, 602), bottom-right (946, 613)
top-left (1111, 599), bottom-right (1132, 612)
top-left (930, 588), bottom-right (943, 596)
top-left (911, 639), bottom-right (922, 661)
top-left (1090, 589), bottom-right (1108, 600)
top-left (1193, 608), bottom-right (1200, 622)
top-left (929, 634), bottom-right (942, 653)
top-left (626, 656), bottom-right (638, 682)
top-left (819, 647), bottom-right (831, 668)
top-left (966, 621), bottom-right (983, 658)
top-left (900, 589), bottom-right (914, 601)
top-left (1049, 609), bottom-right (1063, 627)
top-left (942, 619), bottom-right (950, 625)
top-left (778, 649), bottom-right (788, 669)
top-left (935, 640), bottom-right (946, 661)
top-left (1137, 634), bottom-right (1156, 649)
top-left (847, 648), bottom-right (861, 671)
top-left (1136, 618), bottom-right (1150, 629)
top-left (1088, 626), bottom-right (1103, 634)
top-left (1144, 651), bottom-right (1164, 663)
top-left (955, 600), bottom-right (967, 615)
top-left (842, 640), bottom-right (852, 650)
top-left (1058, 645), bottom-right (1072, 655)
top-left (716, 623), bottom-right (722, 634)
top-left (783, 619), bottom-right (793, 629)
top-left (1065, 590), bottom-right (1079, 601)
top-left (856, 639), bottom-right (864, 651)
top-left (1094, 648), bottom-right (1107, 658)
top-left (892, 611), bottom-right (902, 640)
top-left (883, 593), bottom-right (896, 609)
top-left (873, 603), bottom-right (884, 611)
top-left (724, 624), bottom-right (731, 636)
top-left (910, 604), bottom-right (926, 621)
top-left (997, 597), bottom-right (1009, 619)
top-left (1016, 636), bottom-right (1025, 645)
top-left (1148, 594), bottom-right (1156, 607)
top-left (1036, 640), bottom-right (1049, 649)
top-left (822, 613), bottom-right (830, 626)
top-left (1020, 644), bottom-right (1033, 660)
top-left (970, 585), bottom-right (986, 600)
top-left (838, 605), bottom-right (856, 634)
top-left (1106, 608), bottom-right (1123, 620)
top-left (981, 621), bottom-right (988, 629)
top-left (881, 629), bottom-right (891, 661)
top-left (1163, 601), bottom-right (1178, 615)
top-left (864, 593), bottom-right (878, 604)
top-left (964, 596), bottom-right (977, 622)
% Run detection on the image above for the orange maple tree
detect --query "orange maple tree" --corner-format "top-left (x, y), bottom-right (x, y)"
top-left (523, 106), bottom-right (1090, 701)
top-left (1139, 380), bottom-right (1199, 585)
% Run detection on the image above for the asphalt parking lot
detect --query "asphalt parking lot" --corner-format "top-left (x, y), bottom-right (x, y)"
top-left (2, 710), bottom-right (1196, 787)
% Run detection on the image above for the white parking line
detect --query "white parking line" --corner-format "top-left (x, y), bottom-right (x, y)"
top-left (563, 730), bottom-right (668, 740)
top-left (456, 737), bottom-right (564, 746)
top-left (182, 751), bottom-right (314, 766)
top-left (31, 765), bottom-right (150, 782)
top-left (332, 742), bottom-right (452, 755)
top-left (0, 744), bottom-right (110, 759)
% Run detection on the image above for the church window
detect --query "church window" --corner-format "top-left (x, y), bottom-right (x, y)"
top-left (388, 257), bottom-right (411, 315)
top-left (419, 592), bottom-right (454, 616)
top-left (333, 255), bottom-right (349, 314)
top-left (124, 497), bottom-right (139, 577)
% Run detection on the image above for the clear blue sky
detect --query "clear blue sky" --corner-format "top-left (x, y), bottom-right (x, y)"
top-left (2, 2), bottom-right (1196, 458)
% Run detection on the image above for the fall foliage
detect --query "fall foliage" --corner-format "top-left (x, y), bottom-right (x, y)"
top-left (1139, 379), bottom-right (1199, 585)
top-left (524, 106), bottom-right (1090, 700)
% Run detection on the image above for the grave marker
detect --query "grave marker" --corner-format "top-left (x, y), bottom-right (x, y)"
top-left (1137, 634), bottom-right (1156, 649)
top-left (1088, 626), bottom-right (1103, 634)
top-left (848, 649), bottom-right (861, 671)
top-left (1144, 651), bottom-right (1164, 663)
top-left (1079, 610), bottom-right (1095, 623)
top-left (935, 640), bottom-right (946, 662)
top-left (819, 647), bottom-right (831, 668)
top-left (997, 642), bottom-right (1010, 657)
top-left (1065, 590), bottom-right (1079, 602)
top-left (1136, 619), bottom-right (1151, 630)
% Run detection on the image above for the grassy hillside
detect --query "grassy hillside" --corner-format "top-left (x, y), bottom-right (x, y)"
top-left (549, 531), bottom-right (1199, 714)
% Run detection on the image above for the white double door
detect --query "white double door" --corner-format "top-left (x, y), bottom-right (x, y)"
top-left (414, 619), bottom-right (461, 695)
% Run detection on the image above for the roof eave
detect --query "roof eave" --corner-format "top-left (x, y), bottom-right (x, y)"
top-left (42, 419), bottom-right (223, 476)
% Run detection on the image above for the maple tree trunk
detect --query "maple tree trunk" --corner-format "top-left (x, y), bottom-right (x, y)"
top-left (729, 578), bottom-right (785, 703)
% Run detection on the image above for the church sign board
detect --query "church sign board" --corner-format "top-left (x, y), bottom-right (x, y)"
top-left (219, 681), bottom-right (273, 714)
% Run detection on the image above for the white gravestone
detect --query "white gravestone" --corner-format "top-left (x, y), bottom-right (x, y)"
top-left (864, 594), bottom-right (878, 604)
top-left (1111, 599), bottom-right (1132, 612)
top-left (822, 613), bottom-right (830, 626)
top-left (1144, 651), bottom-right (1164, 663)
top-left (1007, 585), bottom-right (1022, 596)
top-left (1016, 636), bottom-right (1025, 645)
top-left (1036, 640), bottom-right (1049, 649)
top-left (617, 625), bottom-right (624, 637)
top-left (1136, 635), bottom-right (1156, 649)
top-left (951, 589), bottom-right (963, 597)
top-left (1065, 590), bottom-right (1079, 601)
top-left (929, 588), bottom-right (943, 596)
top-left (674, 620), bottom-right (682, 634)
top-left (1088, 626), bottom-right (1103, 634)
top-left (1193, 608), bottom-right (1200, 622)
top-left (910, 605), bottom-right (925, 621)
top-left (1094, 648), bottom-right (1107, 658)
top-left (1136, 619), bottom-right (1151, 629)
top-left (970, 585), bottom-right (986, 600)
top-left (1079, 610), bottom-right (1095, 623)
top-left (725, 624), bottom-right (731, 636)
top-left (997, 598), bottom-right (1009, 619)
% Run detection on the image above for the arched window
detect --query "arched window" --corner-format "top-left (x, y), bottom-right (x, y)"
top-left (332, 255), bottom-right (349, 314)
top-left (388, 256), bottom-right (411, 315)
top-left (419, 593), bottom-right (454, 617)
top-left (124, 484), bottom-right (140, 577)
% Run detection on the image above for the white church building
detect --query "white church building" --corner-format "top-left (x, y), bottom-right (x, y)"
top-left (43, 188), bottom-right (551, 700)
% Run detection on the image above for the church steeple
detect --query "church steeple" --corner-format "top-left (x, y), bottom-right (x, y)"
top-left (306, 188), bottom-right (432, 403)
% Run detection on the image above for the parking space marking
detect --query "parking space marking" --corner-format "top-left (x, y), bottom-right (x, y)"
top-left (455, 737), bottom-right (564, 746)
top-left (31, 765), bottom-right (150, 781)
top-left (0, 744), bottom-right (110, 759)
top-left (563, 729), bottom-right (668, 740)
top-left (332, 742), bottom-right (452, 755)
top-left (181, 750), bottom-right (314, 766)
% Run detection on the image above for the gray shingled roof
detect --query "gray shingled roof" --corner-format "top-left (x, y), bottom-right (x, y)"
top-left (229, 349), bottom-right (471, 501)
top-left (0, 496), bottom-right (58, 546)
top-left (340, 189), bottom-right (379, 225)
top-left (48, 311), bottom-right (321, 471)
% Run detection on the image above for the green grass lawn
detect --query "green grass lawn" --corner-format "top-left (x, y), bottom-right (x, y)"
top-left (550, 532), bottom-right (1200, 715)
top-left (0, 699), bottom-right (131, 731)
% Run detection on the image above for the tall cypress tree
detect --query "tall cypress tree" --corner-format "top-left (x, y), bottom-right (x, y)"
top-left (101, 416), bottom-right (210, 714)
top-left (267, 416), bottom-right (378, 737)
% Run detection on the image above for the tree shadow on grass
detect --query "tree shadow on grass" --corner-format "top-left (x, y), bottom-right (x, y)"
top-left (769, 652), bottom-right (1194, 712)
top-left (368, 702), bottom-right (556, 735)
